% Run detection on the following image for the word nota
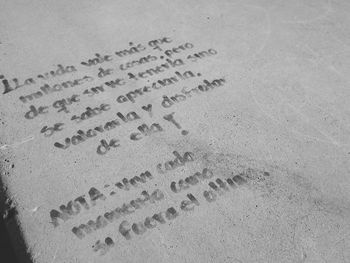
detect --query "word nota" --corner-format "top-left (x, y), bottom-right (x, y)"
top-left (50, 187), bottom-right (106, 227)
top-left (50, 170), bottom-right (153, 227)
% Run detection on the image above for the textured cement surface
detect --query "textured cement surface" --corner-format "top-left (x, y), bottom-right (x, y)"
top-left (0, 1), bottom-right (350, 262)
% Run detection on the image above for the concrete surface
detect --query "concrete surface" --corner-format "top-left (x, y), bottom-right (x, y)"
top-left (0, 1), bottom-right (350, 262)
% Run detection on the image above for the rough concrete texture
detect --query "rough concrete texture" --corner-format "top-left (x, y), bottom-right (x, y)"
top-left (0, 0), bottom-right (350, 262)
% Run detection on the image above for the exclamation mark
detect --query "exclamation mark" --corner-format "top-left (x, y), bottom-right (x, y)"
top-left (0, 75), bottom-right (12, 95)
top-left (163, 112), bottom-right (189, 135)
